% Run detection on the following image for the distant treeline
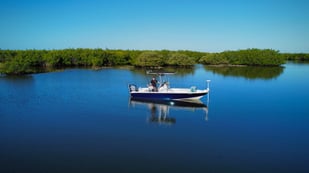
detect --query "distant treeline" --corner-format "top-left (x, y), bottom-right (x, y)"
top-left (281, 53), bottom-right (309, 61)
top-left (0, 48), bottom-right (305, 75)
top-left (0, 49), bottom-right (203, 75)
top-left (199, 49), bottom-right (285, 66)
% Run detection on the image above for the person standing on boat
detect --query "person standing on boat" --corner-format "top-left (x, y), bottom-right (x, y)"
top-left (151, 77), bottom-right (158, 91)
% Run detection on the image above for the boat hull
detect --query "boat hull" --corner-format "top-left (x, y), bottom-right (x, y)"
top-left (129, 89), bottom-right (208, 101)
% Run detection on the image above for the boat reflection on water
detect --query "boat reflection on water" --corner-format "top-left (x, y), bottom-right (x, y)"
top-left (129, 98), bottom-right (209, 125)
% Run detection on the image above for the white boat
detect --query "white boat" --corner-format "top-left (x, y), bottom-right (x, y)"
top-left (128, 71), bottom-right (210, 101)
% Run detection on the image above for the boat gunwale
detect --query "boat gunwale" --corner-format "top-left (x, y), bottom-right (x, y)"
top-left (130, 88), bottom-right (209, 94)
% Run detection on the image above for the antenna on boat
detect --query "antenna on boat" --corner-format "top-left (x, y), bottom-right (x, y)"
top-left (206, 80), bottom-right (211, 90)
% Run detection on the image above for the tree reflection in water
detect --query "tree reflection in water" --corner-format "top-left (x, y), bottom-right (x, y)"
top-left (204, 65), bottom-right (284, 80)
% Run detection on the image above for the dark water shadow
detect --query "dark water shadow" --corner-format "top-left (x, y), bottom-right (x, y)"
top-left (0, 66), bottom-right (68, 77)
top-left (204, 65), bottom-right (284, 80)
top-left (0, 74), bottom-right (34, 84)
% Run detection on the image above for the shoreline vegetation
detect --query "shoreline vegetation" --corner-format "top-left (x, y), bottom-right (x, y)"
top-left (0, 48), bottom-right (307, 75)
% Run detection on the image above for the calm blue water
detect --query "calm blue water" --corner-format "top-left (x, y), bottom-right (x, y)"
top-left (1, 63), bottom-right (309, 173)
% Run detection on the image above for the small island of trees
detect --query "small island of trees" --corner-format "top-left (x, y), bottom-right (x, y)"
top-left (0, 48), bottom-right (307, 75)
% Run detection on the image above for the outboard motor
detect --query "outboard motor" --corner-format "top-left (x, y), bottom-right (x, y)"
top-left (128, 84), bottom-right (138, 92)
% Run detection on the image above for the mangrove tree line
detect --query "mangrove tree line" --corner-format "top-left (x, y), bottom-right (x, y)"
top-left (0, 48), bottom-right (301, 75)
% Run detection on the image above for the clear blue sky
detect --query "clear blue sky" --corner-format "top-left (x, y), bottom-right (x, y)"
top-left (0, 0), bottom-right (308, 52)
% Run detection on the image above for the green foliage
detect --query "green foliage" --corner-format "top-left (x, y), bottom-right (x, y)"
top-left (132, 51), bottom-right (164, 67)
top-left (282, 53), bottom-right (309, 61)
top-left (199, 49), bottom-right (284, 66)
top-left (0, 48), bottom-right (290, 75)
top-left (166, 53), bottom-right (195, 66)
top-left (1, 55), bottom-right (32, 75)
top-left (199, 53), bottom-right (228, 65)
